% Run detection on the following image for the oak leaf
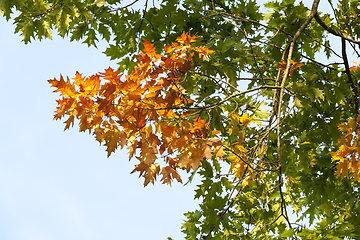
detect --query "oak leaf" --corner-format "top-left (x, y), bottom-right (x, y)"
top-left (176, 31), bottom-right (198, 46)
top-left (160, 166), bottom-right (182, 185)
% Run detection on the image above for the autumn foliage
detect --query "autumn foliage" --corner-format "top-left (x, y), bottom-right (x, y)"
top-left (48, 31), bottom-right (360, 201)
top-left (48, 32), bottom-right (225, 186)
top-left (331, 112), bottom-right (360, 181)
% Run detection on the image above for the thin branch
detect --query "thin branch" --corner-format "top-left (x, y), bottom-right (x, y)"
top-left (349, 41), bottom-right (360, 58)
top-left (236, 26), bottom-right (266, 84)
top-left (137, 0), bottom-right (149, 35)
top-left (31, 0), bottom-right (63, 19)
top-left (314, 11), bottom-right (360, 45)
top-left (341, 37), bottom-right (359, 118)
top-left (193, 138), bottom-right (257, 171)
top-left (122, 0), bottom-right (139, 9)
top-left (191, 85), bottom-right (283, 110)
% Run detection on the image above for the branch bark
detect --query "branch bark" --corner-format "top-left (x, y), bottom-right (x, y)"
top-left (342, 38), bottom-right (359, 118)
top-left (314, 11), bottom-right (360, 45)
top-left (275, 0), bottom-right (321, 230)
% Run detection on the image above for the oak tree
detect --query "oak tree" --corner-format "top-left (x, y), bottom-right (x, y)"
top-left (2, 0), bottom-right (360, 239)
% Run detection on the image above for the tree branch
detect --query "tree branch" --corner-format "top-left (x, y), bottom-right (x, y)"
top-left (314, 11), bottom-right (360, 45)
top-left (342, 37), bottom-right (359, 118)
top-left (275, 0), bottom-right (321, 230)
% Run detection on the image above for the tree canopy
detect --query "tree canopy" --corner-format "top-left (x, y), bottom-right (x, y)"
top-left (2, 0), bottom-right (360, 239)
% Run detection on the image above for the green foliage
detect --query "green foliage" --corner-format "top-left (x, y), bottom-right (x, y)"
top-left (2, 0), bottom-right (360, 239)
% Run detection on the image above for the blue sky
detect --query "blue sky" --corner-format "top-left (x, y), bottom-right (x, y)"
top-left (0, 16), bottom-right (201, 240)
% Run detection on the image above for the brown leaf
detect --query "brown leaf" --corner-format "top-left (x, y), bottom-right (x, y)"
top-left (276, 60), bottom-right (287, 72)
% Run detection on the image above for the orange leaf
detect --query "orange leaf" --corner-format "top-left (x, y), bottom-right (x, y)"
top-left (160, 166), bottom-right (182, 185)
top-left (131, 163), bottom-right (160, 187)
top-left (194, 46), bottom-right (215, 61)
top-left (291, 61), bottom-right (303, 69)
top-left (163, 44), bottom-right (174, 54)
top-left (211, 130), bottom-right (221, 135)
top-left (99, 67), bottom-right (122, 84)
top-left (142, 39), bottom-right (160, 60)
top-left (335, 159), bottom-right (349, 178)
top-left (350, 65), bottom-right (358, 71)
top-left (215, 145), bottom-right (225, 159)
top-left (176, 31), bottom-right (198, 46)
top-left (204, 144), bottom-right (213, 159)
top-left (63, 115), bottom-right (75, 131)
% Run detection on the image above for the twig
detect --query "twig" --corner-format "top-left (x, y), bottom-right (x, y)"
top-left (31, 0), bottom-right (63, 19)
top-left (122, 0), bottom-right (139, 9)
top-left (275, 0), bottom-right (321, 230)
top-left (314, 11), bottom-right (360, 45)
top-left (341, 37), bottom-right (359, 119)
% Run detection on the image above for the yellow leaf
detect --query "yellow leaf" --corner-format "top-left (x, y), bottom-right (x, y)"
top-left (348, 117), bottom-right (356, 130)
top-left (239, 113), bottom-right (259, 127)
top-left (228, 155), bottom-right (247, 178)
top-left (239, 113), bottom-right (251, 126)
top-left (237, 131), bottom-right (245, 145)
top-left (215, 145), bottom-right (225, 159)
top-left (232, 144), bottom-right (248, 153)
top-left (241, 175), bottom-right (253, 188)
top-left (227, 113), bottom-right (240, 135)
top-left (335, 159), bottom-right (349, 178)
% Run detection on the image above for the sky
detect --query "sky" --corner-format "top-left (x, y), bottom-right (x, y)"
top-left (0, 15), bottom-right (201, 240)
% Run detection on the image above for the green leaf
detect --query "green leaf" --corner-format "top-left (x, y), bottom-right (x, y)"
top-left (184, 168), bottom-right (198, 186)
top-left (279, 228), bottom-right (294, 238)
